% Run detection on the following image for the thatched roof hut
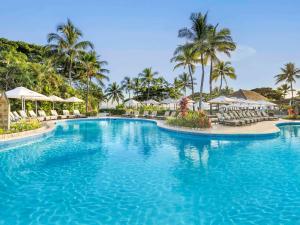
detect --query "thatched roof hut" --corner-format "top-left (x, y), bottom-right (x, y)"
top-left (230, 89), bottom-right (267, 101)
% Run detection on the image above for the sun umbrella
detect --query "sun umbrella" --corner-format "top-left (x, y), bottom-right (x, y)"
top-left (124, 99), bottom-right (140, 108)
top-left (49, 95), bottom-right (65, 109)
top-left (65, 97), bottom-right (84, 103)
top-left (208, 96), bottom-right (236, 104)
top-left (143, 99), bottom-right (159, 105)
top-left (6, 87), bottom-right (50, 112)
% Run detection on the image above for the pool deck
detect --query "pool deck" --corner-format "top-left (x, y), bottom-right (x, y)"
top-left (0, 117), bottom-right (299, 143)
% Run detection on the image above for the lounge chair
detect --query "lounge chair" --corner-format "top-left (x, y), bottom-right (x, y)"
top-left (18, 110), bottom-right (28, 119)
top-left (142, 111), bottom-right (149, 117)
top-left (248, 111), bottom-right (263, 122)
top-left (224, 112), bottom-right (244, 126)
top-left (228, 112), bottom-right (246, 126)
top-left (261, 111), bottom-right (278, 121)
top-left (10, 112), bottom-right (18, 122)
top-left (232, 111), bottom-right (252, 124)
top-left (73, 110), bottom-right (86, 118)
top-left (156, 111), bottom-right (170, 119)
top-left (148, 111), bottom-right (157, 118)
top-left (63, 110), bottom-right (75, 119)
top-left (51, 110), bottom-right (67, 119)
top-left (13, 111), bottom-right (22, 120)
top-left (238, 111), bottom-right (255, 123)
top-left (122, 110), bottom-right (131, 117)
top-left (133, 110), bottom-right (140, 117)
top-left (38, 110), bottom-right (56, 120)
top-left (28, 110), bottom-right (45, 122)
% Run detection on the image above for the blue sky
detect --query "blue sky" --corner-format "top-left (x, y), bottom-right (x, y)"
top-left (1, 0), bottom-right (300, 92)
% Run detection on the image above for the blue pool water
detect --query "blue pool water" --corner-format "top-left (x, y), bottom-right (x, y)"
top-left (1, 119), bottom-right (300, 224)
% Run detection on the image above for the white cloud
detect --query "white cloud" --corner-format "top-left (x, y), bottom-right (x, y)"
top-left (219, 45), bottom-right (257, 62)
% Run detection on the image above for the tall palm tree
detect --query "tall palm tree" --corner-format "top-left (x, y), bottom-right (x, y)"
top-left (212, 61), bottom-right (236, 92)
top-left (177, 72), bottom-right (192, 96)
top-left (178, 12), bottom-right (211, 110)
top-left (275, 63), bottom-right (300, 105)
top-left (206, 25), bottom-right (236, 101)
top-left (121, 76), bottom-right (133, 99)
top-left (132, 77), bottom-right (141, 97)
top-left (139, 68), bottom-right (158, 100)
top-left (171, 44), bottom-right (200, 104)
top-left (79, 51), bottom-right (109, 113)
top-left (105, 82), bottom-right (124, 104)
top-left (47, 19), bottom-right (93, 85)
top-left (277, 84), bottom-right (290, 99)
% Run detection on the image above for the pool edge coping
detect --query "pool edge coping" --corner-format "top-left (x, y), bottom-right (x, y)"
top-left (1, 117), bottom-right (300, 144)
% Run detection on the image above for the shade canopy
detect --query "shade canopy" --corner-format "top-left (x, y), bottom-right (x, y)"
top-left (160, 98), bottom-right (178, 104)
top-left (256, 100), bottom-right (277, 106)
top-left (194, 101), bottom-right (210, 110)
top-left (143, 99), bottom-right (159, 105)
top-left (99, 100), bottom-right (119, 109)
top-left (49, 95), bottom-right (65, 102)
top-left (6, 87), bottom-right (50, 101)
top-left (124, 99), bottom-right (140, 107)
top-left (208, 96), bottom-right (236, 104)
top-left (65, 97), bottom-right (84, 103)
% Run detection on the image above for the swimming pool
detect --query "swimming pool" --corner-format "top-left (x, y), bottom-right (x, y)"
top-left (1, 119), bottom-right (300, 224)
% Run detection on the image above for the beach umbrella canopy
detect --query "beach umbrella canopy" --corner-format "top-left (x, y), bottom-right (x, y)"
top-left (208, 96), bottom-right (236, 104)
top-left (194, 101), bottom-right (210, 110)
top-left (6, 86), bottom-right (50, 111)
top-left (99, 100), bottom-right (119, 109)
top-left (48, 95), bottom-right (65, 102)
top-left (65, 97), bottom-right (84, 103)
top-left (256, 100), bottom-right (277, 106)
top-left (160, 98), bottom-right (178, 104)
top-left (124, 99), bottom-right (140, 107)
top-left (143, 99), bottom-right (159, 105)
top-left (6, 87), bottom-right (49, 100)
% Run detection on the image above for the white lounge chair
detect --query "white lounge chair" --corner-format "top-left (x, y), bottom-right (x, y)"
top-left (38, 110), bottom-right (56, 120)
top-left (28, 110), bottom-right (45, 122)
top-left (13, 111), bottom-right (22, 120)
top-left (63, 110), bottom-right (75, 119)
top-left (73, 110), bottom-right (86, 118)
top-left (51, 110), bottom-right (67, 119)
top-left (18, 110), bottom-right (28, 119)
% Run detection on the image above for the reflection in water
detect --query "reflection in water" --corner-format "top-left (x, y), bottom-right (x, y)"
top-left (1, 120), bottom-right (300, 224)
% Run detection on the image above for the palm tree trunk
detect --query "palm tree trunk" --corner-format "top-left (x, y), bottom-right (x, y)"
top-left (209, 60), bottom-right (213, 114)
top-left (68, 60), bottom-right (73, 86)
top-left (219, 76), bottom-right (223, 92)
top-left (188, 66), bottom-right (195, 111)
top-left (129, 90), bottom-right (131, 99)
top-left (199, 53), bottom-right (205, 110)
top-left (86, 76), bottom-right (89, 114)
top-left (291, 82), bottom-right (294, 106)
top-left (147, 83), bottom-right (150, 100)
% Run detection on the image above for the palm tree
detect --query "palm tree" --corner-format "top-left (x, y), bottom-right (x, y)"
top-left (178, 12), bottom-right (211, 110)
top-left (277, 84), bottom-right (290, 99)
top-left (121, 76), bottom-right (133, 99)
top-left (79, 51), bottom-right (109, 113)
top-left (275, 63), bottom-right (300, 105)
top-left (176, 72), bottom-right (192, 96)
top-left (105, 82), bottom-right (124, 104)
top-left (139, 68), bottom-right (158, 100)
top-left (212, 61), bottom-right (236, 92)
top-left (206, 25), bottom-right (236, 101)
top-left (47, 19), bottom-right (93, 85)
top-left (132, 77), bottom-right (141, 97)
top-left (171, 44), bottom-right (199, 104)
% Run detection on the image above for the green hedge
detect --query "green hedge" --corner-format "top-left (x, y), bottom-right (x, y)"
top-left (0, 119), bottom-right (41, 134)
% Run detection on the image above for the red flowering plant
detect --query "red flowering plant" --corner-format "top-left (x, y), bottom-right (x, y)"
top-left (179, 97), bottom-right (189, 117)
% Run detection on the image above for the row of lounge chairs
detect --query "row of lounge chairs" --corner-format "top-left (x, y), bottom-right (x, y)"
top-left (122, 110), bottom-right (177, 119)
top-left (216, 110), bottom-right (278, 126)
top-left (10, 110), bottom-right (85, 122)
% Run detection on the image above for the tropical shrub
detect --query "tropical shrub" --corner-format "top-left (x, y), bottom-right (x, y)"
top-left (0, 119), bottom-right (41, 135)
top-left (166, 111), bottom-right (211, 129)
top-left (179, 97), bottom-right (189, 117)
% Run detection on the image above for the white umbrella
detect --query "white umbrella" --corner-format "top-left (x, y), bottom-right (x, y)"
top-left (143, 99), bottom-right (159, 105)
top-left (6, 86), bottom-right (50, 112)
top-left (124, 99), bottom-right (140, 108)
top-left (161, 98), bottom-right (178, 104)
top-left (49, 95), bottom-right (65, 109)
top-left (99, 100), bottom-right (119, 109)
top-left (65, 97), bottom-right (84, 103)
top-left (208, 96), bottom-right (236, 104)
top-left (65, 97), bottom-right (84, 110)
top-left (194, 101), bottom-right (210, 110)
